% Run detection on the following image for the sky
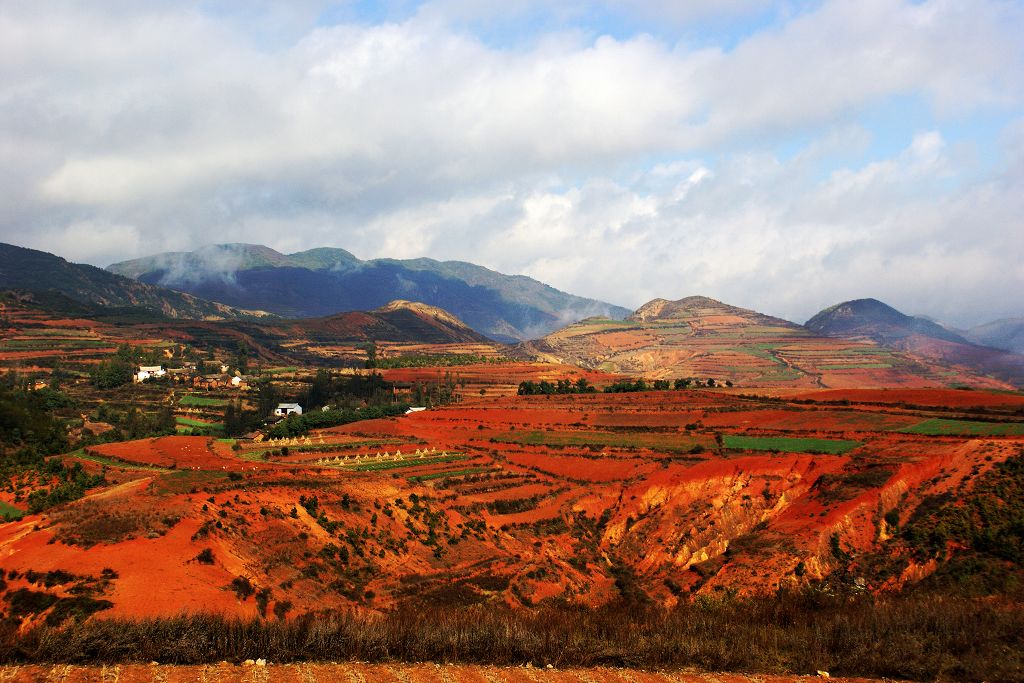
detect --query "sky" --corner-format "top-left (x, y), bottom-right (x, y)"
top-left (1, 0), bottom-right (1022, 327)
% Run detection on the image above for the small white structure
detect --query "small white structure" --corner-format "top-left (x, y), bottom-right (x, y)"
top-left (135, 365), bottom-right (166, 383)
top-left (405, 406), bottom-right (427, 415)
top-left (274, 403), bottom-right (303, 417)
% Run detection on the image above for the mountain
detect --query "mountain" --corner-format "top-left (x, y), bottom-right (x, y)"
top-left (107, 244), bottom-right (630, 342)
top-left (805, 298), bottom-right (968, 344)
top-left (136, 299), bottom-right (496, 367)
top-left (807, 298), bottom-right (1024, 387)
top-left (965, 317), bottom-right (1024, 355)
top-left (0, 243), bottom-right (265, 321)
top-left (283, 300), bottom-right (491, 345)
top-left (516, 295), bottom-right (1013, 389)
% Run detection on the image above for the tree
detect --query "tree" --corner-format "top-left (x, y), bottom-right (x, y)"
top-left (234, 342), bottom-right (250, 375)
top-left (306, 369), bottom-right (332, 410)
top-left (255, 380), bottom-right (278, 418)
top-left (91, 359), bottom-right (133, 389)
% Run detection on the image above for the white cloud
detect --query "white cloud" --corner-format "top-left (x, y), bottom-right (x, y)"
top-left (1, 0), bottom-right (1022, 326)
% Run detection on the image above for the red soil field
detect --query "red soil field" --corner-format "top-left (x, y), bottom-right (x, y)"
top-left (2, 385), bottom-right (1022, 625)
top-left (88, 436), bottom-right (274, 472)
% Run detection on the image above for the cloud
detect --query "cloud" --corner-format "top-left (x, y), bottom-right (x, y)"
top-left (1, 0), bottom-right (1022, 326)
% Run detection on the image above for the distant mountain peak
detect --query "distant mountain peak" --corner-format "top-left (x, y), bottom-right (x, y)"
top-left (626, 295), bottom-right (792, 327)
top-left (375, 299), bottom-right (468, 328)
top-left (807, 298), bottom-right (967, 344)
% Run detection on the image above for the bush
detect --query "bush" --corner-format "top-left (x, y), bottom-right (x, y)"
top-left (230, 576), bottom-right (254, 601)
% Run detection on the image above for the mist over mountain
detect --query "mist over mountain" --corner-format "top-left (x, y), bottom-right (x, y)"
top-left (0, 242), bottom-right (263, 321)
top-left (965, 317), bottom-right (1024, 355)
top-left (108, 244), bottom-right (630, 343)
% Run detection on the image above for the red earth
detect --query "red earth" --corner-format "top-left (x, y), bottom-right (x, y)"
top-left (4, 381), bottom-right (1022, 624)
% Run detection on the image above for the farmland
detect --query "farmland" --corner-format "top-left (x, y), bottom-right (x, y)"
top-left (722, 435), bottom-right (862, 454)
top-left (899, 417), bottom-right (1024, 436)
top-left (518, 296), bottom-right (1013, 391)
top-left (2, 293), bottom-right (1023, 680)
top-left (2, 379), bottom-right (1022, 625)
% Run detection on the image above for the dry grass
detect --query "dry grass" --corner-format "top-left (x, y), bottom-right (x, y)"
top-left (1, 592), bottom-right (1021, 681)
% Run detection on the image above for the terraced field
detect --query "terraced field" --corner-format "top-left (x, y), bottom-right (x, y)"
top-left (4, 381), bottom-right (1021, 627)
top-left (516, 296), bottom-right (1011, 390)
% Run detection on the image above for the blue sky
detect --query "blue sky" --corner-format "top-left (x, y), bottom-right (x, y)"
top-left (1, 0), bottom-right (1022, 326)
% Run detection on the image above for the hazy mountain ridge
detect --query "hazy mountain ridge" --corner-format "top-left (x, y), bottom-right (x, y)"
top-left (805, 298), bottom-right (969, 344)
top-left (0, 243), bottom-right (267, 321)
top-left (108, 244), bottom-right (631, 343)
top-left (965, 317), bottom-right (1024, 355)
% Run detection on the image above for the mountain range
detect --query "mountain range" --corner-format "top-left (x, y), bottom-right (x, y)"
top-left (107, 244), bottom-right (630, 342)
top-left (963, 317), bottom-right (1024, 355)
top-left (2, 241), bottom-right (1022, 387)
top-left (0, 243), bottom-right (264, 321)
top-left (517, 295), bottom-right (1021, 389)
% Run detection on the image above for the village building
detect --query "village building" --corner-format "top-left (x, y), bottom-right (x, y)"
top-left (274, 403), bottom-right (303, 417)
top-left (135, 365), bottom-right (166, 383)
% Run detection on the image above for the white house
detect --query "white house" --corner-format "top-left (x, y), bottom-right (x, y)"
top-left (135, 365), bottom-right (166, 383)
top-left (274, 403), bottom-right (303, 417)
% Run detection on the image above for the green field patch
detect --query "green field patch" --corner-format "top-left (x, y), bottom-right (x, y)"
top-left (263, 366), bottom-right (298, 374)
top-left (19, 329), bottom-right (97, 338)
top-left (840, 347), bottom-right (895, 355)
top-left (819, 363), bottom-right (893, 370)
top-left (176, 416), bottom-right (224, 429)
top-left (899, 418), bottom-right (1024, 436)
top-left (757, 369), bottom-right (804, 382)
top-left (0, 500), bottom-right (25, 521)
top-left (723, 435), bottom-right (862, 454)
top-left (492, 430), bottom-right (709, 453)
top-left (0, 339), bottom-right (112, 351)
top-left (346, 453), bottom-right (470, 472)
top-left (179, 395), bottom-right (229, 407)
top-left (409, 467), bottom-right (495, 482)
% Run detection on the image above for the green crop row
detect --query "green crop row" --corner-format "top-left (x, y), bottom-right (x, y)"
top-left (899, 418), bottom-right (1024, 436)
top-left (345, 454), bottom-right (469, 472)
top-left (723, 435), bottom-right (862, 454)
top-left (408, 467), bottom-right (495, 482)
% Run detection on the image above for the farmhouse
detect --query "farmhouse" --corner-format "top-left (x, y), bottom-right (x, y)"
top-left (275, 403), bottom-right (303, 417)
top-left (135, 365), bottom-right (166, 383)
